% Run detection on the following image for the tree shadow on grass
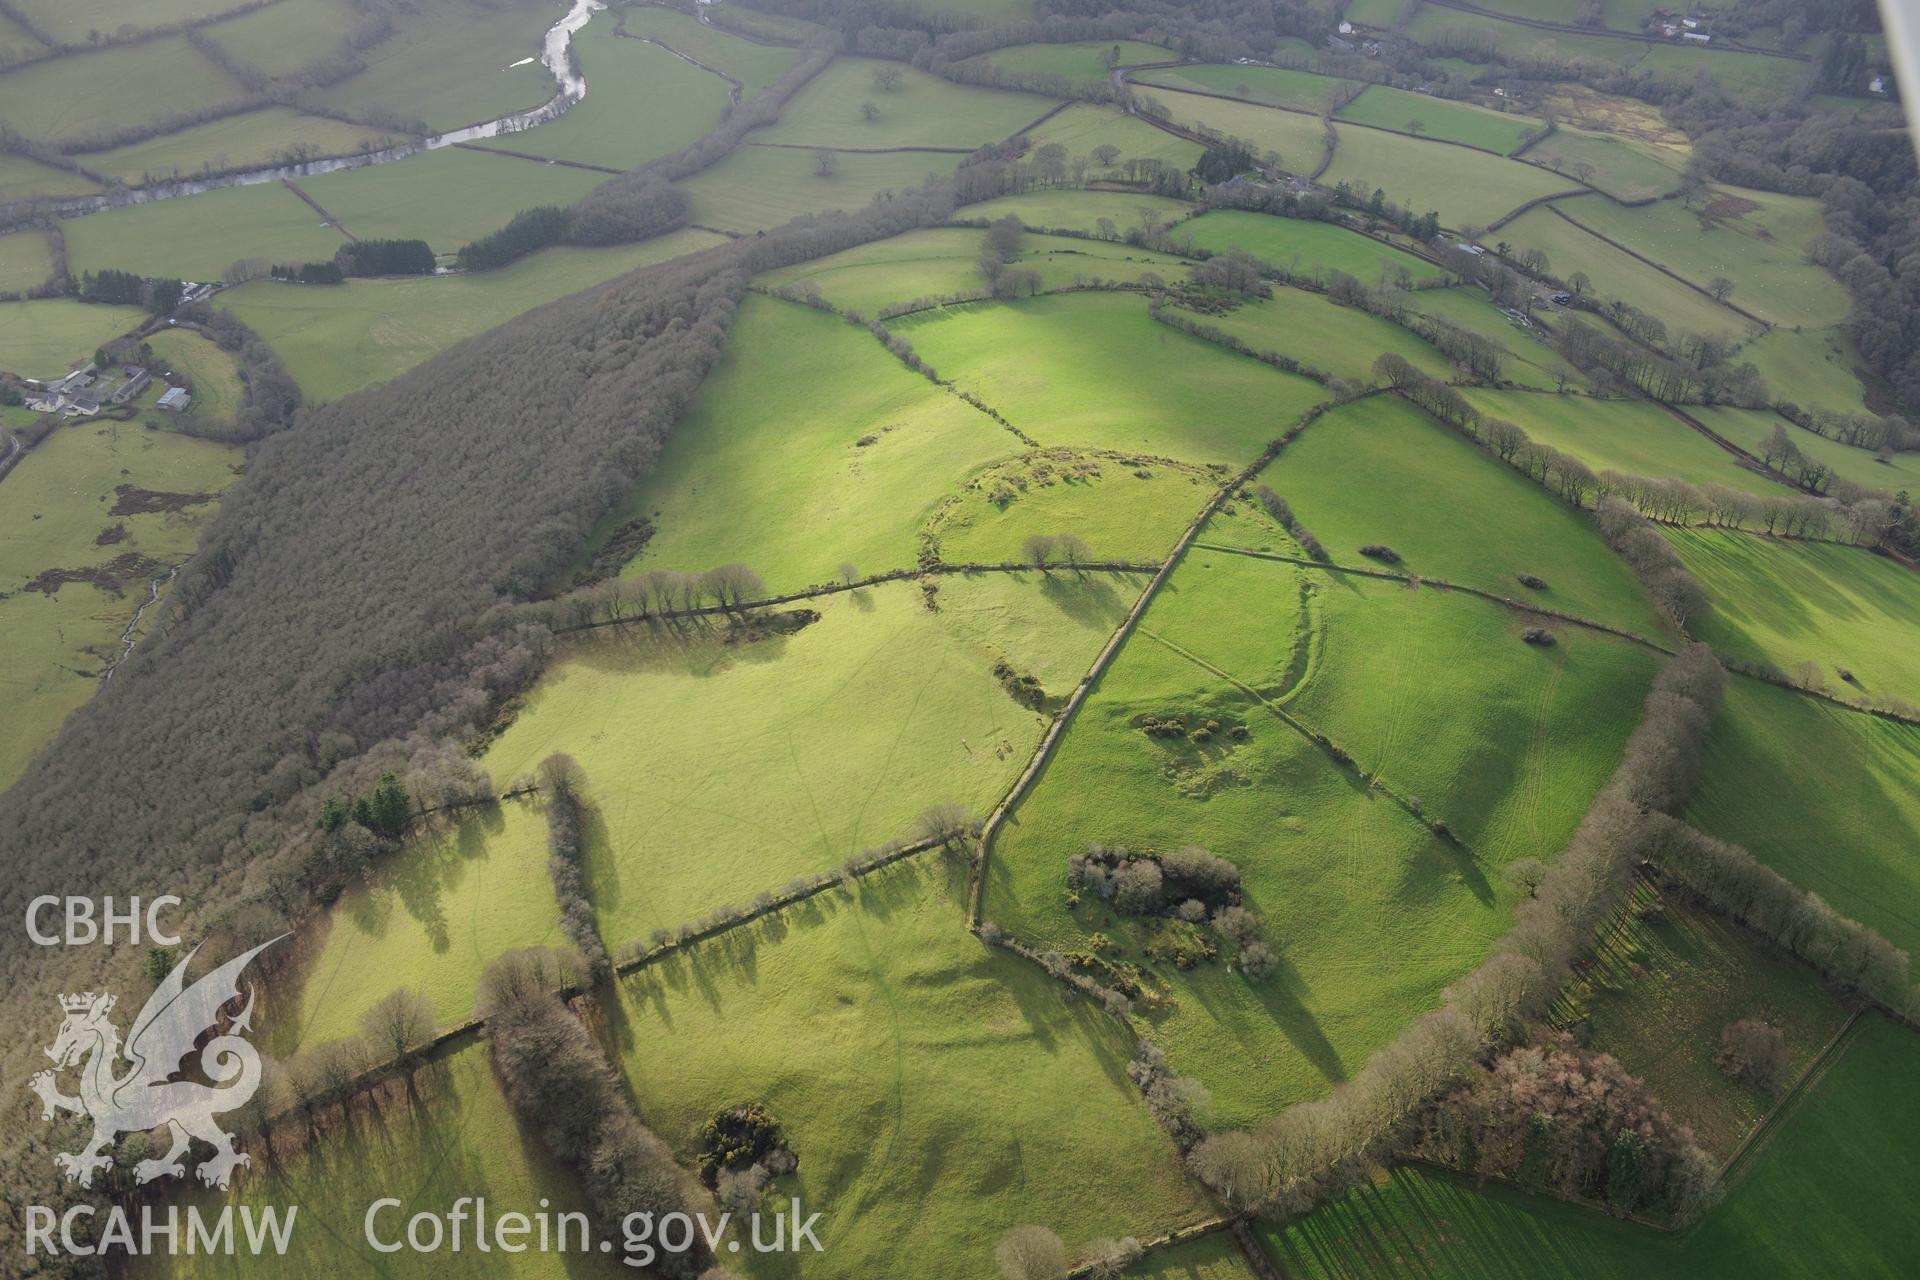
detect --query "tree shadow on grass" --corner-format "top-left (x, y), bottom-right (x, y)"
top-left (576, 792), bottom-right (623, 923)
top-left (391, 809), bottom-right (506, 954)
top-left (1038, 568), bottom-right (1131, 628)
top-left (1160, 942), bottom-right (1349, 1089)
top-left (563, 613), bottom-right (800, 681)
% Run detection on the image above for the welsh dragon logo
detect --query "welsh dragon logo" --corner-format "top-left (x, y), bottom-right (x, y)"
top-left (30, 938), bottom-right (282, 1190)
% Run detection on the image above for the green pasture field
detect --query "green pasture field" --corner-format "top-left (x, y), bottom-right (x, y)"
top-left (80, 109), bottom-right (403, 186)
top-left (1184, 286), bottom-right (1455, 384)
top-left (757, 226), bottom-right (1191, 315)
top-left (703, 5), bottom-right (831, 41)
top-left (1023, 103), bottom-right (1204, 173)
top-left (894, 0), bottom-right (1035, 20)
top-left (61, 182), bottom-right (346, 281)
top-left (1688, 405), bottom-right (1920, 496)
top-left (1522, 128), bottom-right (1685, 201)
top-left (202, 0), bottom-right (362, 78)
top-left (1411, 288), bottom-right (1586, 391)
top-left (1259, 1014), bottom-right (1920, 1279)
top-left (615, 860), bottom-right (1210, 1278)
top-left (0, 37), bottom-right (244, 145)
top-left (753, 57), bottom-right (1055, 151)
top-left (1124, 1235), bottom-right (1258, 1279)
top-left (1175, 210), bottom-right (1448, 286)
top-left (0, 8), bottom-right (43, 61)
top-left (1689, 677), bottom-right (1920, 957)
top-left (291, 574), bottom-right (1132, 1043)
top-left (1322, 124), bottom-right (1573, 231)
top-left (1558, 881), bottom-right (1849, 1158)
top-left (145, 328), bottom-right (243, 421)
top-left (14, 0), bottom-right (251, 44)
top-left (0, 153), bottom-right (100, 201)
top-left (0, 420), bottom-right (239, 792)
top-left (1498, 206), bottom-right (1753, 346)
top-left (619, 7), bottom-right (799, 98)
top-left (1405, 7), bottom-right (1646, 68)
top-left (142, 1043), bottom-right (607, 1280)
top-left (895, 291), bottom-right (1327, 465)
top-left (224, 226), bottom-right (723, 402)
top-left (296, 148), bottom-right (606, 252)
top-left (0, 298), bottom-right (145, 379)
top-left (1342, 0), bottom-right (1403, 25)
top-left (1666, 528), bottom-right (1920, 703)
top-left (1471, 0), bottom-right (1666, 30)
top-left (473, 17), bottom-right (732, 170)
top-left (1278, 572), bottom-right (1662, 865)
top-left (1334, 85), bottom-right (1541, 154)
top-left (1461, 389), bottom-right (1779, 495)
top-left (0, 229), bottom-right (52, 292)
top-left (676, 145), bottom-right (964, 234)
top-left (599, 294), bottom-right (1011, 593)
top-left (927, 449), bottom-right (1215, 565)
top-left (1131, 87), bottom-right (1330, 174)
top-left (309, 0), bottom-right (556, 132)
top-left (954, 189), bottom-right (1193, 235)
top-left (1634, 42), bottom-right (1813, 104)
top-left (1558, 189), bottom-right (1850, 328)
top-left (1737, 325), bottom-right (1873, 419)
top-left (1466, 0), bottom-right (1587, 23)
top-left (981, 39), bottom-right (1173, 87)
top-left (985, 547), bottom-right (1512, 1125)
top-left (1234, 394), bottom-right (1671, 637)
top-left (1133, 63), bottom-right (1357, 114)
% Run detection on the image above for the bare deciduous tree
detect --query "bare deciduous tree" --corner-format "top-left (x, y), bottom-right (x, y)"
top-left (360, 988), bottom-right (437, 1078)
top-left (995, 1225), bottom-right (1066, 1280)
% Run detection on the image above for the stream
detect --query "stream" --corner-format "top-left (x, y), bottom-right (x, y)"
top-left (102, 563), bottom-right (182, 681)
top-left (17, 0), bottom-right (608, 228)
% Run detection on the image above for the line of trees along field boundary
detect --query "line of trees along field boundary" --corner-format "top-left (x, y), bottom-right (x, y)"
top-left (1546, 202), bottom-right (1770, 327)
top-left (543, 559), bottom-right (1159, 634)
top-left (1187, 643), bottom-right (1731, 1217)
top-left (1191, 541), bottom-right (1679, 653)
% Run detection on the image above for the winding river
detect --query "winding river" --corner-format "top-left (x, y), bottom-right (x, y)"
top-left (18, 0), bottom-right (607, 225)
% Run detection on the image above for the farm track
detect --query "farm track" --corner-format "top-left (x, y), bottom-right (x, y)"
top-left (964, 403), bottom-right (1335, 924)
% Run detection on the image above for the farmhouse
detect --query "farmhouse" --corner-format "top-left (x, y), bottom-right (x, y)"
top-left (156, 386), bottom-right (192, 412)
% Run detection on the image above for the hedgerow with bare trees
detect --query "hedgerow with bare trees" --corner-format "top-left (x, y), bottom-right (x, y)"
top-left (539, 753), bottom-right (610, 984)
top-left (482, 949), bottom-right (706, 1277)
top-left (1189, 644), bottom-right (1729, 1218)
